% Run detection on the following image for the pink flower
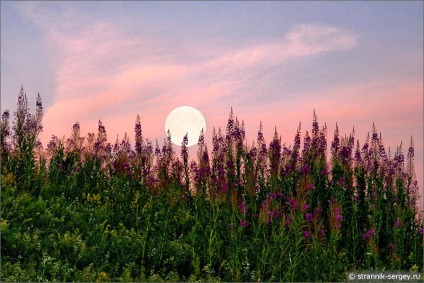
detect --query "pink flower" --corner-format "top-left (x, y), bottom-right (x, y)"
top-left (305, 213), bottom-right (313, 222)
top-left (238, 201), bottom-right (248, 214)
top-left (284, 214), bottom-right (291, 227)
top-left (301, 204), bottom-right (309, 212)
top-left (320, 168), bottom-right (330, 176)
top-left (239, 220), bottom-right (248, 227)
top-left (220, 183), bottom-right (229, 194)
top-left (288, 198), bottom-right (298, 210)
top-left (333, 207), bottom-right (341, 215)
top-left (314, 207), bottom-right (323, 219)
top-left (300, 164), bottom-right (311, 174)
top-left (306, 183), bottom-right (315, 191)
top-left (363, 228), bottom-right (376, 241)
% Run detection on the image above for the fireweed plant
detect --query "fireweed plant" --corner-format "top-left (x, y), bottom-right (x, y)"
top-left (1, 87), bottom-right (423, 282)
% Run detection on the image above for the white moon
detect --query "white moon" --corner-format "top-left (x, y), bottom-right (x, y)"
top-left (165, 106), bottom-right (206, 147)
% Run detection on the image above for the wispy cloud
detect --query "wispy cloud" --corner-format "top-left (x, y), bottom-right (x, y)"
top-left (20, 4), bottom-right (358, 144)
top-left (16, 2), bottom-right (360, 144)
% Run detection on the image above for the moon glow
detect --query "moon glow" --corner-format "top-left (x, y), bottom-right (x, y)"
top-left (165, 106), bottom-right (206, 147)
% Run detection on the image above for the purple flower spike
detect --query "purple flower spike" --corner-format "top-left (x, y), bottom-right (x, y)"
top-left (300, 164), bottom-right (311, 175)
top-left (362, 233), bottom-right (371, 241)
top-left (238, 201), bottom-right (248, 214)
top-left (363, 228), bottom-right (376, 241)
top-left (288, 198), bottom-right (298, 210)
top-left (306, 183), bottom-right (315, 191)
top-left (305, 213), bottom-right (313, 222)
top-left (239, 220), bottom-right (248, 227)
top-left (271, 211), bottom-right (280, 219)
top-left (320, 168), bottom-right (330, 176)
top-left (301, 204), bottom-right (309, 212)
top-left (333, 207), bottom-right (341, 215)
top-left (314, 207), bottom-right (323, 219)
top-left (284, 214), bottom-right (291, 227)
top-left (220, 183), bottom-right (229, 194)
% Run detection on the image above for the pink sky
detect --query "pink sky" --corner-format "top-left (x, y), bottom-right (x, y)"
top-left (2, 2), bottom-right (423, 191)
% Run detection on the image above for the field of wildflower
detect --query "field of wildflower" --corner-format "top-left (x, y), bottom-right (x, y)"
top-left (1, 87), bottom-right (423, 282)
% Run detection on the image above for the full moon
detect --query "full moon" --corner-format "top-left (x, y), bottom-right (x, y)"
top-left (165, 106), bottom-right (206, 147)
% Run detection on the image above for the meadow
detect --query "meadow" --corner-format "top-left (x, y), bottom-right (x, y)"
top-left (1, 87), bottom-right (423, 282)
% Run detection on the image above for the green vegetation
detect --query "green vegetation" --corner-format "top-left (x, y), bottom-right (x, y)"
top-left (1, 87), bottom-right (423, 281)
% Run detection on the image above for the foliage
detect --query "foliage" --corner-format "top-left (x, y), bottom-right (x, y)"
top-left (1, 87), bottom-right (423, 282)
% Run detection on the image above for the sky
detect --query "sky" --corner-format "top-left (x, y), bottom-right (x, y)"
top-left (1, 1), bottom-right (423, 191)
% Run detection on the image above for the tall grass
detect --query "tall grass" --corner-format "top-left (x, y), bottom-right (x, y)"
top-left (1, 87), bottom-right (423, 282)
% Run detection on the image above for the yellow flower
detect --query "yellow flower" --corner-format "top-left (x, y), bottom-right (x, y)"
top-left (96, 271), bottom-right (108, 282)
top-left (93, 193), bottom-right (101, 203)
top-left (1, 218), bottom-right (8, 229)
top-left (410, 264), bottom-right (419, 273)
top-left (110, 229), bottom-right (117, 238)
